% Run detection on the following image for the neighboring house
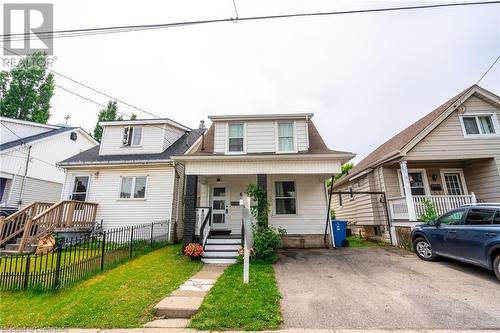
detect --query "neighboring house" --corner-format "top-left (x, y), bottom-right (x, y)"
top-left (172, 113), bottom-right (355, 263)
top-left (332, 85), bottom-right (500, 244)
top-left (0, 116), bottom-right (97, 211)
top-left (58, 118), bottom-right (204, 241)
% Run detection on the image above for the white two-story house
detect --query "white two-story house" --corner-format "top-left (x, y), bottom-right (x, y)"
top-left (172, 113), bottom-right (355, 262)
top-left (0, 116), bottom-right (97, 212)
top-left (58, 118), bottom-right (204, 241)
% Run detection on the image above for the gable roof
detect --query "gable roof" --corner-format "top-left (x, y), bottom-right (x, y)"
top-left (0, 126), bottom-right (77, 151)
top-left (58, 128), bottom-right (204, 166)
top-left (335, 84), bottom-right (500, 186)
top-left (191, 120), bottom-right (354, 161)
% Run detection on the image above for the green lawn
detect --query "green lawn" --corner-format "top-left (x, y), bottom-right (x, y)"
top-left (190, 262), bottom-right (282, 331)
top-left (0, 244), bottom-right (202, 328)
top-left (347, 235), bottom-right (387, 248)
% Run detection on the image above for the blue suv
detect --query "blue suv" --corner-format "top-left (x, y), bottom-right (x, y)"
top-left (411, 204), bottom-right (500, 281)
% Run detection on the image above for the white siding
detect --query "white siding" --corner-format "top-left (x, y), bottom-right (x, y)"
top-left (185, 159), bottom-right (341, 175)
top-left (99, 124), bottom-right (185, 156)
top-left (213, 121), bottom-right (226, 153)
top-left (0, 119), bottom-right (54, 143)
top-left (246, 121), bottom-right (275, 153)
top-left (61, 166), bottom-right (175, 230)
top-left (1, 129), bottom-right (96, 184)
top-left (212, 119), bottom-right (309, 154)
top-left (268, 174), bottom-right (328, 234)
top-left (20, 177), bottom-right (61, 207)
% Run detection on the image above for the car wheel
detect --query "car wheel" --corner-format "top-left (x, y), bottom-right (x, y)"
top-left (494, 255), bottom-right (500, 281)
top-left (413, 237), bottom-right (436, 261)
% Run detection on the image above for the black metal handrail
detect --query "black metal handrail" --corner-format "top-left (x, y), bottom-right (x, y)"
top-left (198, 207), bottom-right (212, 248)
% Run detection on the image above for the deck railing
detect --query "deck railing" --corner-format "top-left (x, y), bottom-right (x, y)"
top-left (17, 201), bottom-right (98, 253)
top-left (196, 207), bottom-right (212, 248)
top-left (388, 194), bottom-right (475, 220)
top-left (0, 202), bottom-right (54, 246)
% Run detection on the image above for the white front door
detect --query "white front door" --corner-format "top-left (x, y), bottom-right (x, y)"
top-left (211, 185), bottom-right (230, 231)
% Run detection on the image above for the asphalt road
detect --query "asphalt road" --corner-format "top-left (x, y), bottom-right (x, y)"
top-left (274, 247), bottom-right (500, 330)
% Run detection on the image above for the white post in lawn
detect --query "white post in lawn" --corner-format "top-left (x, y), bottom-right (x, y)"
top-left (400, 160), bottom-right (417, 221)
top-left (243, 206), bottom-right (250, 284)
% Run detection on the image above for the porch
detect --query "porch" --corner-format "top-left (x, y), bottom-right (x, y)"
top-left (384, 158), bottom-right (492, 221)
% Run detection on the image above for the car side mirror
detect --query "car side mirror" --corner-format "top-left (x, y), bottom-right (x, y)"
top-left (429, 219), bottom-right (440, 226)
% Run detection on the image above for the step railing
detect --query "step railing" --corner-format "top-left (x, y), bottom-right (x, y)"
top-left (17, 200), bottom-right (98, 253)
top-left (0, 202), bottom-right (54, 246)
top-left (197, 207), bottom-right (212, 249)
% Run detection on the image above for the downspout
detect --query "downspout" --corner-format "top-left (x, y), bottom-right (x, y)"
top-left (18, 144), bottom-right (32, 207)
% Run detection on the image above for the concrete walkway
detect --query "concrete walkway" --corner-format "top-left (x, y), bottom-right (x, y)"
top-left (145, 264), bottom-right (227, 328)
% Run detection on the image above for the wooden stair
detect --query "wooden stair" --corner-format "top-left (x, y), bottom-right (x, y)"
top-left (0, 200), bottom-right (98, 254)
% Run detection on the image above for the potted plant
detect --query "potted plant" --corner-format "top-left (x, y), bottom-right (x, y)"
top-left (184, 243), bottom-right (203, 260)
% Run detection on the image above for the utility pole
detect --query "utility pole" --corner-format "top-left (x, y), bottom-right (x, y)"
top-left (18, 144), bottom-right (32, 207)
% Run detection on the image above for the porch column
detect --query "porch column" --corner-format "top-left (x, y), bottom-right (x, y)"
top-left (400, 160), bottom-right (417, 221)
top-left (183, 175), bottom-right (198, 246)
top-left (257, 174), bottom-right (267, 191)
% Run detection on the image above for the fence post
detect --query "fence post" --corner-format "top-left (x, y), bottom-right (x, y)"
top-left (150, 222), bottom-right (154, 250)
top-left (53, 242), bottom-right (63, 290)
top-left (100, 231), bottom-right (106, 272)
top-left (23, 254), bottom-right (31, 289)
top-left (129, 226), bottom-right (134, 258)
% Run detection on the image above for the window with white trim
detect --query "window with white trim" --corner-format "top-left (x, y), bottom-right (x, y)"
top-left (123, 127), bottom-right (143, 146)
top-left (120, 176), bottom-right (147, 199)
top-left (275, 181), bottom-right (296, 215)
top-left (461, 115), bottom-right (497, 136)
top-left (228, 123), bottom-right (244, 152)
top-left (277, 122), bottom-right (294, 152)
top-left (408, 172), bottom-right (425, 195)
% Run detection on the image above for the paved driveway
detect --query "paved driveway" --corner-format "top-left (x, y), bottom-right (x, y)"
top-left (274, 247), bottom-right (500, 330)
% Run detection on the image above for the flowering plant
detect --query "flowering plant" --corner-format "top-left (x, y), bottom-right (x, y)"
top-left (184, 243), bottom-right (203, 258)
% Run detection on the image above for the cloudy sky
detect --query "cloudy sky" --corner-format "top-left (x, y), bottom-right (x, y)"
top-left (2, 0), bottom-right (499, 163)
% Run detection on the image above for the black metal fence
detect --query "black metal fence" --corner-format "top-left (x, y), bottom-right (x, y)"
top-left (0, 221), bottom-right (170, 291)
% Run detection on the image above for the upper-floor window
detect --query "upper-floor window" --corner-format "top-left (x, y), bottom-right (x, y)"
top-left (228, 123), bottom-right (244, 153)
top-left (460, 114), bottom-right (499, 138)
top-left (123, 126), bottom-right (143, 146)
top-left (120, 176), bottom-right (147, 199)
top-left (277, 122), bottom-right (295, 152)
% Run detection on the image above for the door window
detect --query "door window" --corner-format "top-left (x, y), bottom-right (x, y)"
top-left (465, 208), bottom-right (496, 225)
top-left (436, 209), bottom-right (465, 225)
top-left (212, 187), bottom-right (227, 226)
top-left (443, 173), bottom-right (464, 195)
top-left (71, 176), bottom-right (89, 201)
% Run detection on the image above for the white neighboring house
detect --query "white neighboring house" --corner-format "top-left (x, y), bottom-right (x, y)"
top-left (172, 113), bottom-right (355, 263)
top-left (0, 116), bottom-right (97, 211)
top-left (58, 118), bottom-right (204, 240)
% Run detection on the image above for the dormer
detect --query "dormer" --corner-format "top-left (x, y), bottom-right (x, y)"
top-left (98, 119), bottom-right (190, 156)
top-left (207, 113), bottom-right (314, 155)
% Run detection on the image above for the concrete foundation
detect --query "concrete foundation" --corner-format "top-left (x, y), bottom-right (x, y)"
top-left (282, 235), bottom-right (326, 249)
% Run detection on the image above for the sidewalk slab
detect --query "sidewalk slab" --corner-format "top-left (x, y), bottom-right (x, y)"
top-left (154, 296), bottom-right (204, 318)
top-left (143, 319), bottom-right (190, 328)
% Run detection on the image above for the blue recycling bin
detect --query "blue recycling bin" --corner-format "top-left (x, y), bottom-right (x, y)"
top-left (331, 219), bottom-right (348, 247)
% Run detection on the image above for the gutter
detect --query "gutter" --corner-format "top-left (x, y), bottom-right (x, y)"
top-left (171, 152), bottom-right (356, 162)
top-left (58, 159), bottom-right (175, 168)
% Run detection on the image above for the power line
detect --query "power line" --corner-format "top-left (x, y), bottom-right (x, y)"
top-left (476, 54), bottom-right (500, 84)
top-left (1, 1), bottom-right (499, 42)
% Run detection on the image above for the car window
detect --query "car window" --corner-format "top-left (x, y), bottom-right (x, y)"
top-left (494, 210), bottom-right (500, 225)
top-left (465, 208), bottom-right (496, 225)
top-left (437, 209), bottom-right (465, 225)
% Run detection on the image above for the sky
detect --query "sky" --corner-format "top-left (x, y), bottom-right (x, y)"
top-left (1, 0), bottom-right (499, 163)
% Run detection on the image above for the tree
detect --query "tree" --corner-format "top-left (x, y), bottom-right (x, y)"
top-left (326, 163), bottom-right (354, 187)
top-left (0, 52), bottom-right (54, 124)
top-left (93, 101), bottom-right (122, 142)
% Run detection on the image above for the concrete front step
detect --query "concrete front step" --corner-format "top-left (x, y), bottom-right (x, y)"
top-left (201, 257), bottom-right (237, 264)
top-left (203, 250), bottom-right (238, 257)
top-left (154, 296), bottom-right (203, 318)
top-left (204, 244), bottom-right (240, 251)
top-left (205, 238), bottom-right (241, 245)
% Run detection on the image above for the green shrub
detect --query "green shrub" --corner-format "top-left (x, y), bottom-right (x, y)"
top-left (418, 199), bottom-right (438, 222)
top-left (252, 226), bottom-right (286, 263)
